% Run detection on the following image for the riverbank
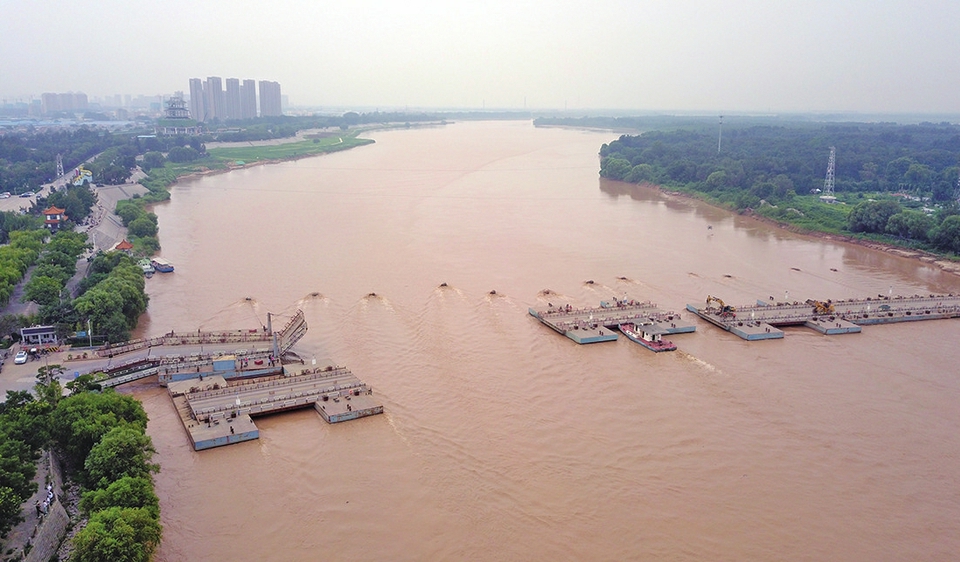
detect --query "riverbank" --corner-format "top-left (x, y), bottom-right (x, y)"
top-left (142, 122), bottom-right (460, 192)
top-left (746, 210), bottom-right (960, 276)
top-left (140, 131), bottom-right (375, 194)
top-left (648, 183), bottom-right (960, 278)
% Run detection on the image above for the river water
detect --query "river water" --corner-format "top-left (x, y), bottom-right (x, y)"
top-left (130, 121), bottom-right (960, 561)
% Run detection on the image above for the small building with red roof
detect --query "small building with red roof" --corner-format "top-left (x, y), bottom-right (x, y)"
top-left (42, 206), bottom-right (68, 231)
top-left (114, 239), bottom-right (134, 252)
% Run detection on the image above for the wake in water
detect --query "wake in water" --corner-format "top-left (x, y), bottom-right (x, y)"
top-left (676, 350), bottom-right (725, 376)
top-left (197, 297), bottom-right (267, 331)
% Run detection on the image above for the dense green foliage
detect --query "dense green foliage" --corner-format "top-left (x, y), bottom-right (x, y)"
top-left (0, 129), bottom-right (128, 194)
top-left (0, 392), bottom-right (43, 537)
top-left (44, 183), bottom-right (98, 226)
top-left (599, 124), bottom-right (960, 198)
top-left (78, 476), bottom-right (158, 516)
top-left (114, 199), bottom-right (160, 254)
top-left (72, 252), bottom-right (149, 343)
top-left (70, 506), bottom-right (161, 562)
top-left (22, 231), bottom-right (90, 314)
top-left (596, 121), bottom-right (960, 253)
top-left (44, 389), bottom-right (160, 562)
top-left (87, 146), bottom-right (137, 185)
top-left (0, 230), bottom-right (46, 307)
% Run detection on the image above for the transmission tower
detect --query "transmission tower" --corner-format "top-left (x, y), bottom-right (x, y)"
top-left (56, 154), bottom-right (64, 179)
top-left (822, 146), bottom-right (836, 197)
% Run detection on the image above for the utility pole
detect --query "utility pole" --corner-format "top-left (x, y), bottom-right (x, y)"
top-left (955, 165), bottom-right (960, 203)
top-left (718, 115), bottom-right (723, 154)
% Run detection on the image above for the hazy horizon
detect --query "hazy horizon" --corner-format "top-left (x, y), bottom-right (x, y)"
top-left (2, 0), bottom-right (958, 114)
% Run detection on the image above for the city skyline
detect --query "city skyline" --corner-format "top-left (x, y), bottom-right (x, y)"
top-left (188, 77), bottom-right (283, 121)
top-left (2, 0), bottom-right (959, 114)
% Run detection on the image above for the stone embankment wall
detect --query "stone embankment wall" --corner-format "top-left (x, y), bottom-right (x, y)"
top-left (24, 452), bottom-right (68, 562)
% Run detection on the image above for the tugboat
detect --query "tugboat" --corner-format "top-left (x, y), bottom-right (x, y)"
top-left (618, 322), bottom-right (677, 352)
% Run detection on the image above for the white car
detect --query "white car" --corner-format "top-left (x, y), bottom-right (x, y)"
top-left (14, 351), bottom-right (28, 364)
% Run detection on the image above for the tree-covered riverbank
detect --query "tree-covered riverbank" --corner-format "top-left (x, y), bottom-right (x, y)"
top-left (585, 118), bottom-right (960, 257)
top-left (1, 376), bottom-right (159, 562)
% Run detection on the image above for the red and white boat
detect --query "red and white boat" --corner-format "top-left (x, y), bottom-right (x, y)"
top-left (618, 322), bottom-right (677, 352)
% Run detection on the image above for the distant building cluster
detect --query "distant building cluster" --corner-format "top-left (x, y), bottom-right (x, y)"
top-left (188, 77), bottom-right (282, 122)
top-left (41, 92), bottom-right (88, 114)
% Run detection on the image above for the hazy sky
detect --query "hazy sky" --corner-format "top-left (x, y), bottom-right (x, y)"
top-left (2, 0), bottom-right (958, 113)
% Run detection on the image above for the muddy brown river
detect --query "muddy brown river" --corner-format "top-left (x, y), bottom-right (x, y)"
top-left (130, 121), bottom-right (960, 561)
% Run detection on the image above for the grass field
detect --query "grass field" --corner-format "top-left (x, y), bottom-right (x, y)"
top-left (207, 135), bottom-right (374, 163)
top-left (140, 133), bottom-right (375, 193)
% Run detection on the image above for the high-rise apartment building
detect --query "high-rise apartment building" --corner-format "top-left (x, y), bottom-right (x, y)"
top-left (240, 79), bottom-right (257, 119)
top-left (189, 76), bottom-right (281, 121)
top-left (188, 78), bottom-right (205, 121)
top-left (258, 80), bottom-right (282, 117)
top-left (205, 76), bottom-right (224, 121)
top-left (225, 78), bottom-right (241, 120)
top-left (40, 92), bottom-right (88, 114)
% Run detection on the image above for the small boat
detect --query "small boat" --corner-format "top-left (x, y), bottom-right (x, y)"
top-left (138, 258), bottom-right (155, 275)
top-left (618, 322), bottom-right (677, 352)
top-left (151, 258), bottom-right (174, 273)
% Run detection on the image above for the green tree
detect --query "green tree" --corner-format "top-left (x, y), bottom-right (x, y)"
top-left (625, 163), bottom-right (657, 184)
top-left (83, 426), bottom-right (157, 489)
top-left (141, 151), bottom-right (165, 171)
top-left (903, 163), bottom-right (933, 187)
top-left (599, 157), bottom-right (632, 181)
top-left (133, 236), bottom-right (160, 256)
top-left (66, 374), bottom-right (102, 395)
top-left (847, 200), bottom-right (902, 233)
top-left (127, 216), bottom-right (157, 238)
top-left (705, 170), bottom-right (728, 191)
top-left (22, 275), bottom-right (63, 307)
top-left (40, 249), bottom-right (78, 274)
top-left (115, 201), bottom-right (143, 227)
top-left (32, 262), bottom-right (71, 285)
top-left (79, 476), bottom-right (159, 517)
top-left (70, 506), bottom-right (161, 562)
top-left (885, 210), bottom-right (935, 241)
top-left (34, 376), bottom-right (63, 407)
top-left (50, 390), bottom-right (148, 468)
top-left (166, 146), bottom-right (199, 163)
top-left (0, 486), bottom-right (22, 537)
top-left (932, 215), bottom-right (960, 253)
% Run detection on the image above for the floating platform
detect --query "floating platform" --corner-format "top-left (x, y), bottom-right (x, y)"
top-left (530, 298), bottom-right (695, 345)
top-left (157, 352), bottom-right (282, 385)
top-left (170, 366), bottom-right (383, 450)
top-left (687, 293), bottom-right (960, 341)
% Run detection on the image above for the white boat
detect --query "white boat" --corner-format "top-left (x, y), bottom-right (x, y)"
top-left (138, 258), bottom-right (155, 275)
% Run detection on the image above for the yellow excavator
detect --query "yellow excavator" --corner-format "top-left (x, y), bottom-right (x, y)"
top-left (806, 299), bottom-right (835, 315)
top-left (706, 295), bottom-right (737, 318)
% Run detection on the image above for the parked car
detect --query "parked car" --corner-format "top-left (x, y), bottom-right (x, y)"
top-left (19, 191), bottom-right (34, 198)
top-left (0, 192), bottom-right (10, 198)
top-left (14, 351), bottom-right (27, 364)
